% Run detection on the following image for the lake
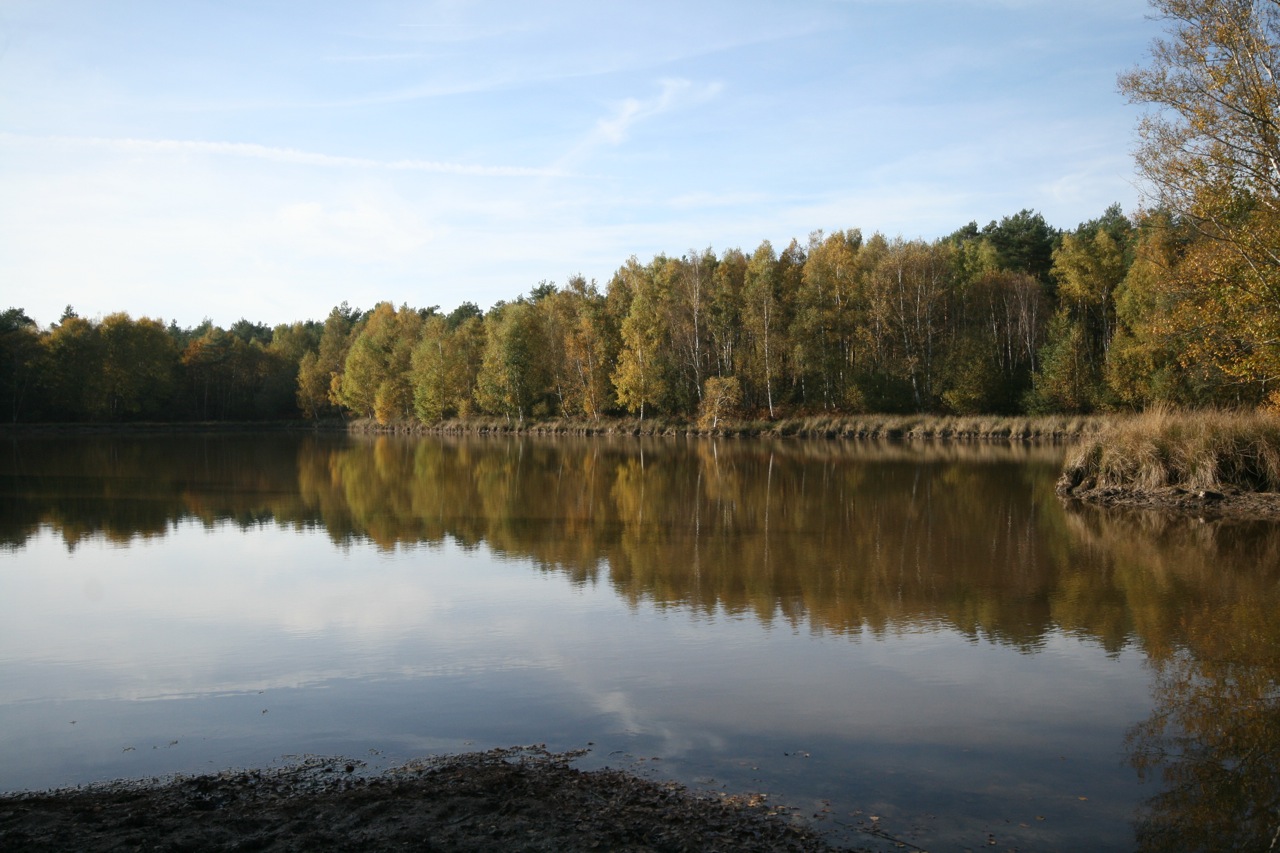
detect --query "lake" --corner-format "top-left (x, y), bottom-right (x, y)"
top-left (2, 432), bottom-right (1277, 851)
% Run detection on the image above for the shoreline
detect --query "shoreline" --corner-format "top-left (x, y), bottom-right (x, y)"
top-left (1057, 481), bottom-right (1280, 520)
top-left (0, 747), bottom-right (854, 853)
top-left (1, 413), bottom-right (1111, 441)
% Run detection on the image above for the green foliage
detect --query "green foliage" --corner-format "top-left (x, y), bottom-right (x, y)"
top-left (475, 300), bottom-right (551, 422)
top-left (1107, 211), bottom-right (1207, 407)
top-left (981, 209), bottom-right (1059, 283)
top-left (942, 335), bottom-right (1009, 415)
top-left (740, 240), bottom-right (783, 417)
top-left (297, 305), bottom-right (359, 420)
top-left (1030, 215), bottom-right (1134, 412)
top-left (182, 327), bottom-right (275, 420)
top-left (411, 314), bottom-right (484, 421)
top-left (791, 231), bottom-right (857, 410)
top-left (445, 301), bottom-right (483, 330)
top-left (98, 313), bottom-right (179, 419)
top-left (229, 318), bottom-right (273, 346)
top-left (0, 308), bottom-right (42, 423)
top-left (42, 315), bottom-right (104, 419)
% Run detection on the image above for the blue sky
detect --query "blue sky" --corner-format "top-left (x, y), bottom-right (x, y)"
top-left (0, 0), bottom-right (1162, 329)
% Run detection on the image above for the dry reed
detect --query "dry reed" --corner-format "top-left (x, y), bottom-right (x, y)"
top-left (1060, 407), bottom-right (1280, 494)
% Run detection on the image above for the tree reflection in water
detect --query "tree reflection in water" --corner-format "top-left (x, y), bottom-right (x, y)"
top-left (1127, 641), bottom-right (1280, 852)
top-left (5, 432), bottom-right (1280, 849)
top-left (1062, 505), bottom-right (1280, 853)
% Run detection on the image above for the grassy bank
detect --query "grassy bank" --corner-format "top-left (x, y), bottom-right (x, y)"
top-left (1059, 408), bottom-right (1280, 495)
top-left (350, 412), bottom-right (1112, 441)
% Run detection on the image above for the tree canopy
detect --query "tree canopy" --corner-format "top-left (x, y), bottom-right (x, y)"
top-left (1121, 0), bottom-right (1280, 401)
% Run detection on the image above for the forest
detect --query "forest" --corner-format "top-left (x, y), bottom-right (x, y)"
top-left (0, 203), bottom-right (1265, 427)
top-left (3, 0), bottom-right (1279, 427)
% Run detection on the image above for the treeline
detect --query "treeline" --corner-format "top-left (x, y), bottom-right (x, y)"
top-left (0, 310), bottom-right (320, 423)
top-left (0, 205), bottom-right (1268, 426)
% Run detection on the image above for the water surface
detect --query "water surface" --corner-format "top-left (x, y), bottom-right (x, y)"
top-left (2, 433), bottom-right (1277, 851)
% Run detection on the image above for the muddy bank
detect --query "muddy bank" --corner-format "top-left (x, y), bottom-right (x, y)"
top-left (0, 748), bottom-right (857, 852)
top-left (1056, 478), bottom-right (1280, 520)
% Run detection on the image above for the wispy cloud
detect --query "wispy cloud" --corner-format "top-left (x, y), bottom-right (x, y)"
top-left (554, 79), bottom-right (724, 170)
top-left (595, 79), bottom-right (723, 145)
top-left (0, 132), bottom-right (562, 177)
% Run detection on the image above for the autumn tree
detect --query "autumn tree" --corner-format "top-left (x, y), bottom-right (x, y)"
top-left (98, 313), bottom-right (179, 419)
top-left (740, 241), bottom-right (784, 417)
top-left (707, 248), bottom-right (746, 380)
top-left (843, 233), bottom-right (897, 410)
top-left (530, 282), bottom-right (576, 414)
top-left (864, 238), bottom-right (954, 411)
top-left (555, 276), bottom-right (617, 421)
top-left (697, 375), bottom-right (741, 430)
top-left (411, 312), bottom-right (485, 422)
top-left (337, 302), bottom-right (425, 423)
top-left (943, 270), bottom-right (1046, 414)
top-left (773, 238), bottom-right (805, 405)
top-left (611, 257), bottom-right (673, 420)
top-left (475, 299), bottom-right (551, 423)
top-left (1120, 0), bottom-right (1280, 399)
top-left (792, 229), bottom-right (863, 409)
top-left (1108, 210), bottom-right (1247, 405)
top-left (665, 250), bottom-right (717, 409)
top-left (42, 314), bottom-right (103, 420)
top-left (258, 321), bottom-right (321, 419)
top-left (182, 326), bottom-right (267, 420)
top-left (297, 303), bottom-right (361, 419)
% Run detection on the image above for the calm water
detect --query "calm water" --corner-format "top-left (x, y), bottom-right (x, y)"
top-left (2, 433), bottom-right (1278, 852)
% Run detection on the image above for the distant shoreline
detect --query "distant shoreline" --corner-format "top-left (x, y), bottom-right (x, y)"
top-left (343, 412), bottom-right (1112, 441)
top-left (0, 413), bottom-right (1110, 440)
top-left (0, 412), bottom-right (1100, 438)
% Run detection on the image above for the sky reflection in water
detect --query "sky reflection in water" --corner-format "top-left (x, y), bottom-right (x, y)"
top-left (2, 434), bottom-right (1276, 852)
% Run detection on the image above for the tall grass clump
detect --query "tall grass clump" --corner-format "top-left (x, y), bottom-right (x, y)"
top-left (1060, 407), bottom-right (1280, 494)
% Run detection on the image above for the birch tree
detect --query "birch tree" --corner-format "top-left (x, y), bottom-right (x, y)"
top-left (1121, 0), bottom-right (1280, 392)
